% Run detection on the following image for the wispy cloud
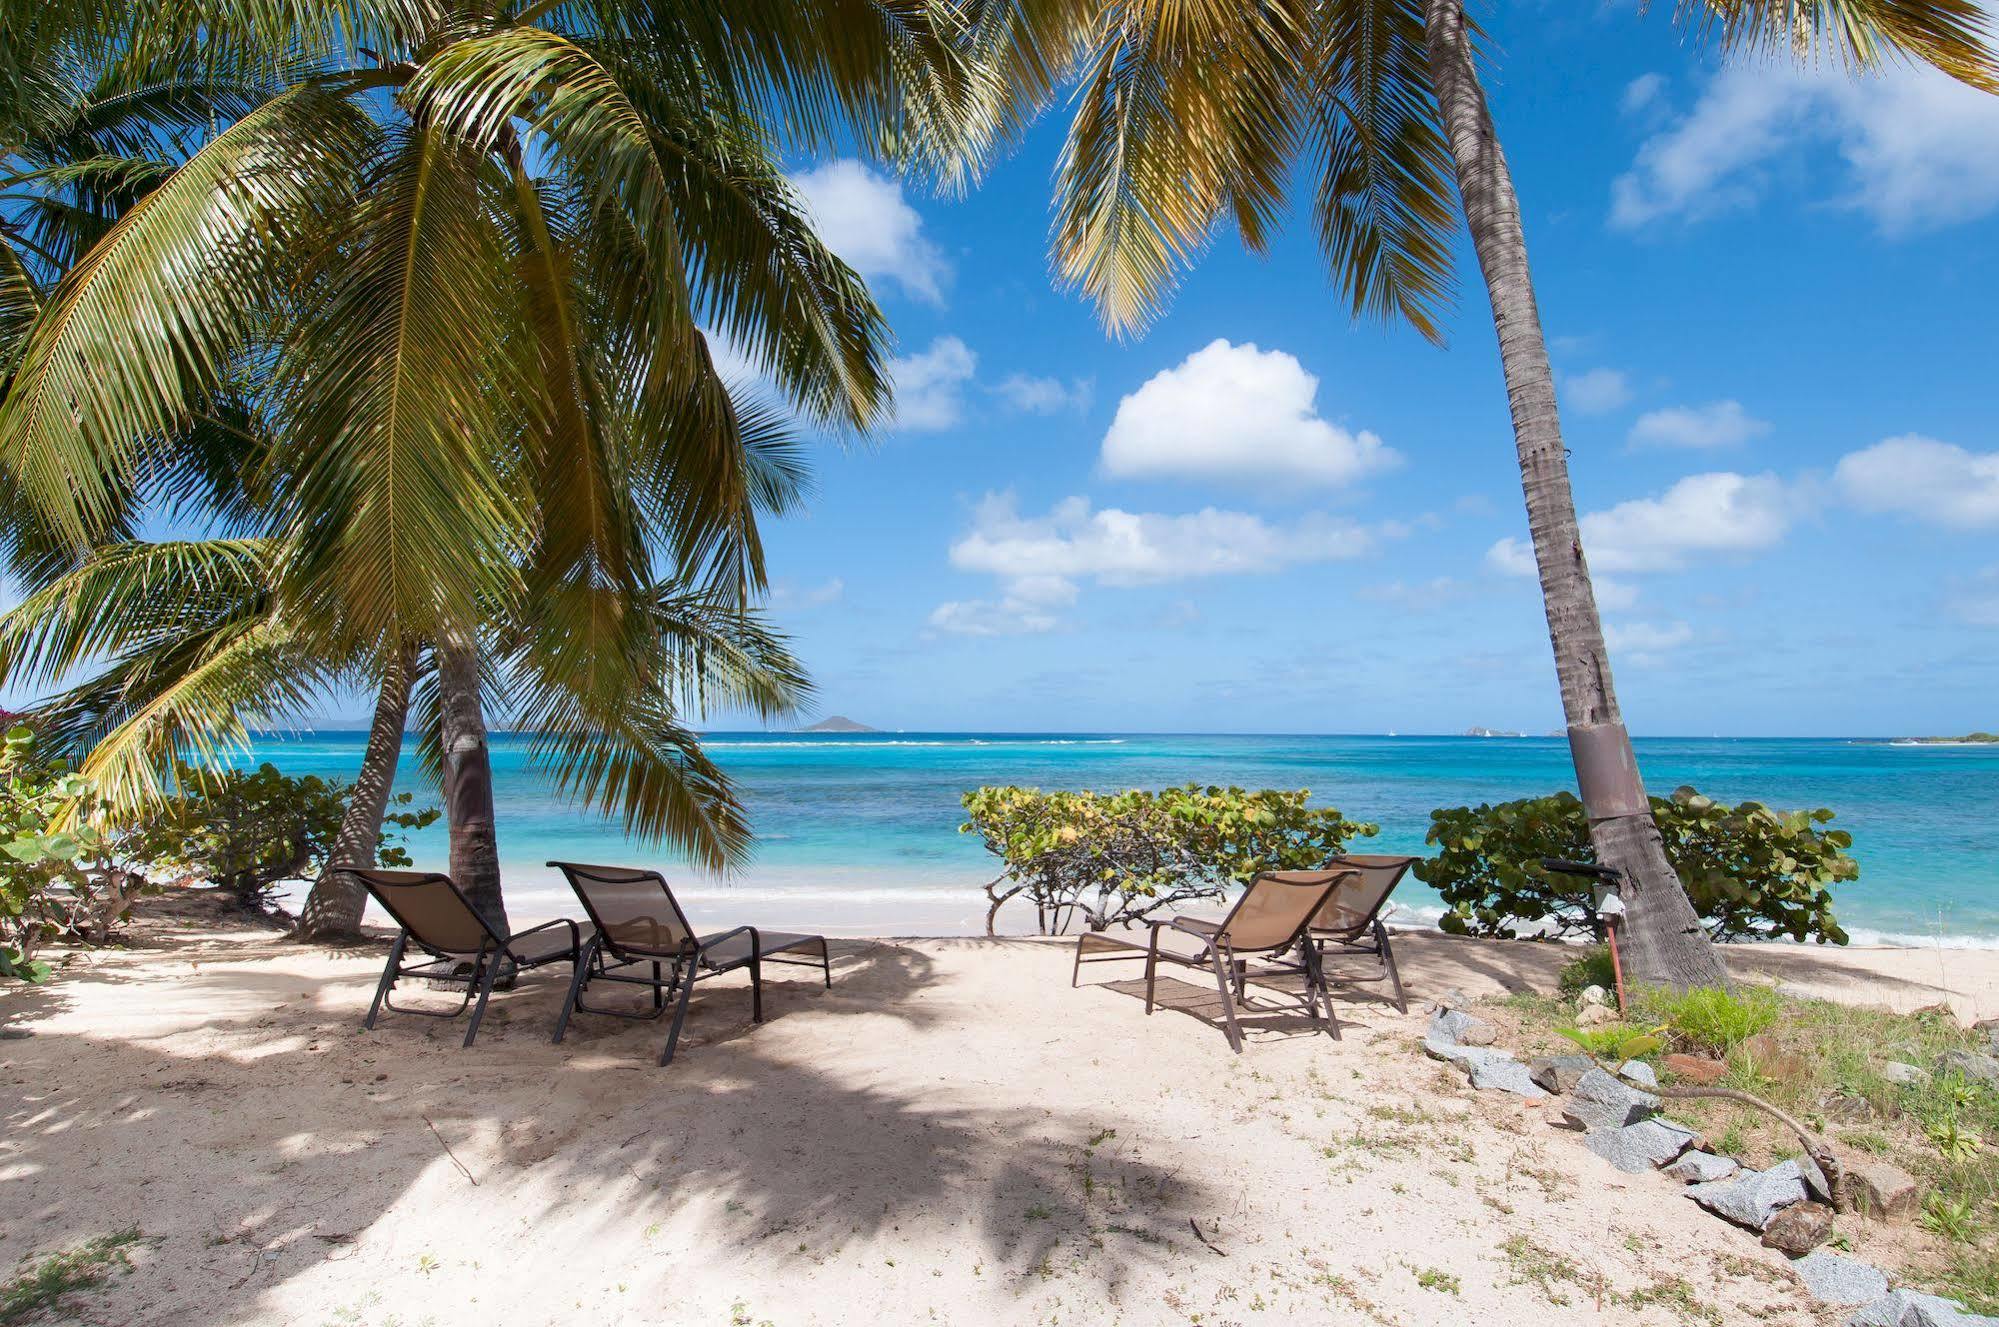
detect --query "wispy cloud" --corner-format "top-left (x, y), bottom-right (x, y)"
top-left (790, 159), bottom-right (951, 304)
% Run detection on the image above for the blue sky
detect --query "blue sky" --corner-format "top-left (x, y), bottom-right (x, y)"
top-left (9, 10), bottom-right (1995, 738)
top-left (728, 11), bottom-right (1999, 738)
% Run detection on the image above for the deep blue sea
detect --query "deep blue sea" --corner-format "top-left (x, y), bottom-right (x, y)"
top-left (250, 732), bottom-right (1999, 944)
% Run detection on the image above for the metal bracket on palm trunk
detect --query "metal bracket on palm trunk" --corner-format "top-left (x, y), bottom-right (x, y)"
top-left (1567, 722), bottom-right (1649, 821)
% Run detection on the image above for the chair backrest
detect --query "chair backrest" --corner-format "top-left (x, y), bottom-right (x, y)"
top-left (548, 861), bottom-right (696, 960)
top-left (1308, 855), bottom-right (1419, 939)
top-left (346, 868), bottom-right (499, 957)
top-left (1215, 870), bottom-right (1356, 953)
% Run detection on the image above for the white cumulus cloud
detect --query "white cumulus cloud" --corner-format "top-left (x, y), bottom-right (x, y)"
top-left (888, 336), bottom-right (977, 432)
top-left (1834, 435), bottom-right (1999, 528)
top-left (1604, 620), bottom-right (1694, 666)
top-left (1099, 339), bottom-right (1397, 489)
top-left (1611, 63), bottom-right (1999, 235)
top-left (1488, 472), bottom-right (1791, 578)
top-left (1628, 400), bottom-right (1770, 450)
top-left (789, 159), bottom-right (950, 304)
top-left (1561, 368), bottom-right (1632, 416)
top-left (930, 493), bottom-right (1377, 635)
top-left (993, 373), bottom-right (1094, 415)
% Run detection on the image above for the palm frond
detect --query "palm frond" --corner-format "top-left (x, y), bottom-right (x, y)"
top-left (1051, 0), bottom-right (1312, 335)
top-left (273, 123), bottom-right (530, 642)
top-left (1679, 0), bottom-right (1998, 90)
top-left (0, 82), bottom-right (371, 548)
top-left (1307, 0), bottom-right (1457, 343)
top-left (0, 537), bottom-right (275, 688)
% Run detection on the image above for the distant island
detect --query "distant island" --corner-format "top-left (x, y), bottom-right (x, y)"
top-left (798, 715), bottom-right (878, 734)
top-left (1892, 731), bottom-right (1999, 746)
top-left (1464, 726), bottom-right (1526, 738)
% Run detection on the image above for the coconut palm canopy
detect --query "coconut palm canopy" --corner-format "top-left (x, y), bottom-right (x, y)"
top-left (0, 0), bottom-right (983, 868)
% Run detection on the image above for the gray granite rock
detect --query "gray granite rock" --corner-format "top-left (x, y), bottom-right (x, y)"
top-left (1663, 1150), bottom-right (1739, 1184)
top-left (1847, 1289), bottom-right (1999, 1327)
top-left (1688, 1158), bottom-right (1808, 1231)
top-left (1937, 1049), bottom-right (1999, 1086)
top-left (1974, 1019), bottom-right (1999, 1055)
top-left (1882, 1060), bottom-right (1931, 1086)
top-left (1529, 1054), bottom-right (1594, 1094)
top-left (1585, 1118), bottom-right (1698, 1173)
top-left (1618, 1059), bottom-right (1659, 1089)
top-left (1560, 1067), bottom-right (1660, 1132)
top-left (1794, 1252), bottom-right (1889, 1307)
top-left (1466, 1053), bottom-right (1549, 1098)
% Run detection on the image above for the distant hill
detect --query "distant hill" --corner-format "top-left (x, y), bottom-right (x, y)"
top-left (799, 715), bottom-right (878, 733)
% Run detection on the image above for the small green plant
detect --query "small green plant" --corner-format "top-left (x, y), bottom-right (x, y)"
top-left (1920, 1194), bottom-right (1980, 1243)
top-left (0, 1229), bottom-right (145, 1326)
top-left (1647, 986), bottom-right (1779, 1054)
top-left (1412, 1267), bottom-right (1460, 1295)
top-left (1023, 1204), bottom-right (1052, 1221)
top-left (1929, 1118), bottom-right (1985, 1165)
top-left (1556, 947), bottom-right (1616, 998)
top-left (1556, 1024), bottom-right (1666, 1061)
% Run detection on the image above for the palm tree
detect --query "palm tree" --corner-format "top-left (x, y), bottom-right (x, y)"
top-left (970, 0), bottom-right (1996, 987)
top-left (1, 2), bottom-right (969, 932)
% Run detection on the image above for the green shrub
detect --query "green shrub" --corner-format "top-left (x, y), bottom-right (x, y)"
top-left (1415, 786), bottom-right (1856, 943)
top-left (1557, 946), bottom-right (1616, 997)
top-left (1645, 985), bottom-right (1780, 1054)
top-left (960, 784), bottom-right (1377, 934)
top-left (0, 726), bottom-right (126, 982)
top-left (1556, 1024), bottom-right (1666, 1061)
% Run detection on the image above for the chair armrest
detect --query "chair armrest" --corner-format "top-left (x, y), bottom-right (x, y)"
top-left (504, 916), bottom-right (581, 956)
top-left (699, 924), bottom-right (756, 956)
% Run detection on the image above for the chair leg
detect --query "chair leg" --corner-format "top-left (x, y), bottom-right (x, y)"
top-left (749, 948), bottom-right (764, 1024)
top-left (552, 935), bottom-right (599, 1044)
top-left (660, 966), bottom-right (696, 1067)
top-left (1207, 949), bottom-right (1245, 1054)
top-left (1376, 921), bottom-right (1409, 1014)
top-left (1304, 941), bottom-right (1341, 1041)
top-left (821, 940), bottom-right (832, 989)
top-left (1071, 936), bottom-right (1085, 988)
top-left (364, 932), bottom-right (406, 1031)
top-left (1143, 946), bottom-right (1158, 1014)
top-left (462, 949), bottom-right (502, 1048)
top-left (1233, 959), bottom-right (1247, 1002)
top-left (651, 960), bottom-right (664, 1011)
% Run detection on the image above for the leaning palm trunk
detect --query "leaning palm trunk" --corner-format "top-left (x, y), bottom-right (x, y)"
top-left (436, 630), bottom-right (508, 935)
top-left (1421, 0), bottom-right (1727, 990)
top-left (295, 641), bottom-right (417, 942)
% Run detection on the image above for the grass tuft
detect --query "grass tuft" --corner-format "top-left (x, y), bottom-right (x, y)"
top-left (0, 1229), bottom-right (146, 1327)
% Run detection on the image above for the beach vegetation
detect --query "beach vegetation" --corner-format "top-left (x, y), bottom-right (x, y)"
top-left (1646, 986), bottom-right (1782, 1056)
top-left (1508, 984), bottom-right (1999, 1312)
top-left (1555, 1023), bottom-right (1666, 1062)
top-left (124, 761), bottom-right (436, 911)
top-left (1417, 786), bottom-right (1856, 944)
top-left (0, 1228), bottom-right (145, 1326)
top-left (1555, 946), bottom-right (1616, 997)
top-left (0, 725), bottom-right (137, 980)
top-left (961, 784), bottom-right (1377, 934)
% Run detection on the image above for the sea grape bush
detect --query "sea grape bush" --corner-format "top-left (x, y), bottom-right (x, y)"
top-left (0, 725), bottom-right (123, 981)
top-left (960, 784), bottom-right (1377, 935)
top-left (131, 760), bottom-right (437, 908)
top-left (1416, 786), bottom-right (1856, 944)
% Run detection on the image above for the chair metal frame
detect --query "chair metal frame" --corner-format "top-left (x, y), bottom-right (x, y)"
top-left (1300, 855), bottom-right (1418, 1015)
top-left (1071, 870), bottom-right (1354, 1052)
top-left (546, 861), bottom-right (831, 1066)
top-left (350, 869), bottom-right (587, 1048)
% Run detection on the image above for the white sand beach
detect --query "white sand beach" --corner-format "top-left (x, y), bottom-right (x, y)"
top-left (4, 905), bottom-right (1994, 1327)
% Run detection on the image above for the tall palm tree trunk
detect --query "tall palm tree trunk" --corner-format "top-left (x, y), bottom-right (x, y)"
top-left (1421, 0), bottom-right (1728, 990)
top-left (294, 640), bottom-right (418, 941)
top-left (437, 629), bottom-right (509, 935)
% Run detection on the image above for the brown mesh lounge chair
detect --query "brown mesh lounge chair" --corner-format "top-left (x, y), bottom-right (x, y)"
top-left (348, 868), bottom-right (591, 1048)
top-left (1070, 869), bottom-right (1355, 1053)
top-left (547, 861), bottom-right (832, 1067)
top-left (1303, 854), bottom-right (1418, 1014)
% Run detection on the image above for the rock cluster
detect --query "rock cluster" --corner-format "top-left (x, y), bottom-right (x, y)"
top-left (1416, 997), bottom-right (1999, 1327)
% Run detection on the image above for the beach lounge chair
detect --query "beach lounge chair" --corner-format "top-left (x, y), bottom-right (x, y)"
top-left (347, 868), bottom-right (591, 1048)
top-left (1303, 854), bottom-right (1418, 1015)
top-left (1070, 869), bottom-right (1355, 1052)
top-left (546, 861), bottom-right (833, 1067)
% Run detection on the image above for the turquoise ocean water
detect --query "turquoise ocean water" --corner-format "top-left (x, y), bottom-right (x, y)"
top-left (252, 732), bottom-right (1999, 944)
